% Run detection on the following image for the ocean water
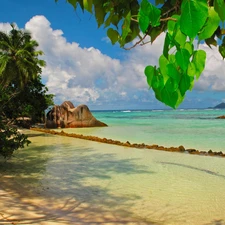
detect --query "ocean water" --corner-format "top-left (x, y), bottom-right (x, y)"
top-left (1, 108), bottom-right (225, 224)
top-left (61, 108), bottom-right (225, 152)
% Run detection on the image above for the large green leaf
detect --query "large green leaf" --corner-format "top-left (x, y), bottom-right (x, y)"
top-left (175, 48), bottom-right (190, 71)
top-left (107, 28), bottom-right (119, 45)
top-left (166, 63), bottom-right (181, 83)
top-left (214, 0), bottom-right (225, 21)
top-left (180, 0), bottom-right (208, 38)
top-left (83, 0), bottom-right (93, 12)
top-left (187, 62), bottom-right (196, 77)
top-left (184, 42), bottom-right (194, 55)
top-left (161, 87), bottom-right (178, 109)
top-left (144, 65), bottom-right (157, 87)
top-left (192, 50), bottom-right (206, 79)
top-left (120, 11), bottom-right (131, 47)
top-left (174, 29), bottom-right (187, 48)
top-left (180, 74), bottom-right (191, 96)
top-left (152, 74), bottom-right (164, 90)
top-left (159, 55), bottom-right (169, 83)
top-left (168, 15), bottom-right (180, 36)
top-left (165, 77), bottom-right (178, 92)
top-left (199, 7), bottom-right (220, 41)
top-left (94, 4), bottom-right (106, 27)
top-left (138, 0), bottom-right (161, 33)
top-left (163, 32), bottom-right (171, 58)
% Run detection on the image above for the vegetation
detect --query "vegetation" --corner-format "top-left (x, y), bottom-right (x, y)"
top-left (56, 0), bottom-right (225, 108)
top-left (0, 25), bottom-right (53, 159)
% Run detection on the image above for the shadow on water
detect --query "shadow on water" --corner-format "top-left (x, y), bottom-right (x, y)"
top-left (0, 135), bottom-right (159, 224)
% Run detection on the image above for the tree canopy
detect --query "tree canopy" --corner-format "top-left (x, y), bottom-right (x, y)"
top-left (0, 25), bottom-right (52, 159)
top-left (56, 0), bottom-right (225, 108)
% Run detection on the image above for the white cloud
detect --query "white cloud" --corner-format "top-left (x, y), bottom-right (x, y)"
top-left (195, 44), bottom-right (225, 91)
top-left (1, 15), bottom-right (225, 109)
top-left (23, 15), bottom-right (159, 107)
top-left (0, 23), bottom-right (13, 32)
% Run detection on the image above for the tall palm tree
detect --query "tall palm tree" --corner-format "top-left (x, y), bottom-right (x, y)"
top-left (0, 24), bottom-right (46, 88)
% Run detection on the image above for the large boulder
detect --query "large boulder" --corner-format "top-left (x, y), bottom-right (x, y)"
top-left (45, 101), bottom-right (107, 128)
top-left (216, 115), bottom-right (225, 119)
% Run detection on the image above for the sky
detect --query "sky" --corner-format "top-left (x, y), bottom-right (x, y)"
top-left (0, 0), bottom-right (225, 110)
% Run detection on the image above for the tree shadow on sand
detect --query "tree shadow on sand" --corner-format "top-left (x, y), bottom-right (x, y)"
top-left (0, 133), bottom-right (159, 224)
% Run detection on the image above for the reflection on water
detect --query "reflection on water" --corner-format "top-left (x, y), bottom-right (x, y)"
top-left (1, 129), bottom-right (225, 225)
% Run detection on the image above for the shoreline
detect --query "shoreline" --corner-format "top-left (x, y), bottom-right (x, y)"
top-left (31, 127), bottom-right (225, 158)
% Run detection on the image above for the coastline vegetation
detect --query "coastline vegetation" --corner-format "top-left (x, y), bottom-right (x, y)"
top-left (0, 25), bottom-right (54, 159)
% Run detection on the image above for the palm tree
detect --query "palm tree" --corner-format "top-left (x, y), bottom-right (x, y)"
top-left (0, 24), bottom-right (47, 158)
top-left (0, 24), bottom-right (46, 88)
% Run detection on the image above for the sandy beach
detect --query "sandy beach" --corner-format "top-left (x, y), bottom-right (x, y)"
top-left (1, 129), bottom-right (225, 225)
top-left (0, 176), bottom-right (149, 225)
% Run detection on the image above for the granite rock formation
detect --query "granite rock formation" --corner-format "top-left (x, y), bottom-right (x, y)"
top-left (46, 101), bottom-right (107, 128)
top-left (216, 115), bottom-right (225, 119)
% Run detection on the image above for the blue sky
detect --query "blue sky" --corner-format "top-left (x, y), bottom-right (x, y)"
top-left (1, 0), bottom-right (225, 110)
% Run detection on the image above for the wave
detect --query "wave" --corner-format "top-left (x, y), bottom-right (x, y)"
top-left (122, 110), bottom-right (131, 113)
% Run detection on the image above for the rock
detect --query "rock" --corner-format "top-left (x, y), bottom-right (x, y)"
top-left (178, 145), bottom-right (185, 152)
top-left (216, 115), bottom-right (225, 119)
top-left (45, 101), bottom-right (107, 128)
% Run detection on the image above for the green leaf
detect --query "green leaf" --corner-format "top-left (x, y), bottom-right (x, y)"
top-left (165, 77), bottom-right (178, 92)
top-left (192, 50), bottom-right (206, 79)
top-left (180, 0), bottom-right (208, 38)
top-left (189, 76), bottom-right (195, 90)
top-left (174, 29), bottom-right (187, 48)
top-left (199, 7), bottom-right (220, 41)
top-left (180, 74), bottom-right (191, 96)
top-left (149, 27), bottom-right (162, 43)
top-left (155, 0), bottom-right (165, 5)
top-left (67, 0), bottom-right (78, 9)
top-left (166, 63), bottom-right (181, 82)
top-left (163, 32), bottom-right (171, 58)
top-left (120, 11), bottom-right (131, 47)
top-left (83, 0), bottom-right (93, 13)
top-left (145, 65), bottom-right (157, 87)
top-left (175, 48), bottom-right (190, 71)
top-left (159, 55), bottom-right (169, 83)
top-left (184, 42), bottom-right (194, 55)
top-left (175, 90), bottom-right (185, 108)
top-left (161, 87), bottom-right (178, 109)
top-left (94, 4), bottom-right (106, 27)
top-left (219, 37), bottom-right (225, 59)
top-left (107, 28), bottom-right (119, 45)
top-left (138, 0), bottom-right (161, 33)
top-left (152, 74), bottom-right (164, 90)
top-left (187, 62), bottom-right (196, 77)
top-left (104, 12), bottom-right (114, 28)
top-left (168, 15), bottom-right (180, 36)
top-left (214, 0), bottom-right (225, 21)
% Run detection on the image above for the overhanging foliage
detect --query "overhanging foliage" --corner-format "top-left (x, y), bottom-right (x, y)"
top-left (56, 0), bottom-right (225, 108)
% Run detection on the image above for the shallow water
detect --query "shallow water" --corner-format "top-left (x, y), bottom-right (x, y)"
top-left (1, 129), bottom-right (225, 224)
top-left (51, 108), bottom-right (225, 152)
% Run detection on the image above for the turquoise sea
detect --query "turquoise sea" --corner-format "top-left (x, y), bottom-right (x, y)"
top-left (1, 108), bottom-right (225, 224)
top-left (76, 108), bottom-right (225, 152)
